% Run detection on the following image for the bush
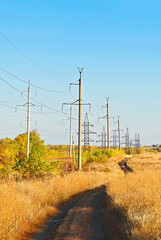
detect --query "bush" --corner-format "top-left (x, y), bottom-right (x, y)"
top-left (0, 138), bottom-right (18, 178)
top-left (85, 149), bottom-right (124, 163)
top-left (0, 130), bottom-right (53, 178)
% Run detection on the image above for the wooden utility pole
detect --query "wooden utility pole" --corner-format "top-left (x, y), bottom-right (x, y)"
top-left (69, 106), bottom-right (72, 158)
top-left (66, 68), bottom-right (90, 169)
top-left (118, 116), bottom-right (121, 150)
top-left (78, 68), bottom-right (83, 170)
top-left (15, 81), bottom-right (39, 158)
top-left (125, 128), bottom-right (130, 153)
top-left (106, 98), bottom-right (110, 150)
top-left (62, 106), bottom-right (77, 158)
top-left (27, 81), bottom-right (30, 158)
top-left (72, 136), bottom-right (75, 162)
top-left (98, 97), bottom-right (110, 150)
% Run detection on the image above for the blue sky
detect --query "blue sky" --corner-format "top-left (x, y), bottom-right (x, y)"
top-left (0, 0), bottom-right (161, 145)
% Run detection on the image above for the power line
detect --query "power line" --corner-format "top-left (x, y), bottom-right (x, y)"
top-left (69, 79), bottom-right (102, 132)
top-left (0, 102), bottom-right (41, 114)
top-left (37, 126), bottom-right (65, 137)
top-left (0, 97), bottom-right (22, 103)
top-left (0, 66), bottom-right (67, 93)
top-left (40, 112), bottom-right (64, 125)
top-left (69, 81), bottom-right (100, 127)
top-left (0, 102), bottom-right (15, 109)
top-left (0, 76), bottom-right (22, 94)
top-left (84, 78), bottom-right (100, 108)
top-left (0, 128), bottom-right (26, 134)
top-left (0, 32), bottom-right (76, 76)
top-left (0, 76), bottom-right (66, 115)
top-left (0, 114), bottom-right (23, 118)
top-left (30, 96), bottom-right (66, 115)
top-left (31, 106), bottom-right (67, 125)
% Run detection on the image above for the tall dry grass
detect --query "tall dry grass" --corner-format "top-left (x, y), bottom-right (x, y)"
top-left (107, 153), bottom-right (161, 240)
top-left (0, 171), bottom-right (107, 240)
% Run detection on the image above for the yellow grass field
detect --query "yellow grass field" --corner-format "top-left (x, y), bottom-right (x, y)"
top-left (1, 151), bottom-right (161, 240)
top-left (107, 152), bottom-right (161, 240)
top-left (0, 171), bottom-right (107, 240)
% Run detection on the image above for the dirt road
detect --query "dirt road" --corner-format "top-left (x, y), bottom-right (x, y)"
top-left (118, 158), bottom-right (133, 174)
top-left (33, 186), bottom-right (129, 240)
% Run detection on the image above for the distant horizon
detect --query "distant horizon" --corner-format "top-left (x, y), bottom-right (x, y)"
top-left (2, 128), bottom-right (157, 147)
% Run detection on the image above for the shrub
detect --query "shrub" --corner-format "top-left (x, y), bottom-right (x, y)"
top-left (85, 149), bottom-right (124, 163)
top-left (0, 138), bottom-right (18, 178)
top-left (0, 130), bottom-right (52, 178)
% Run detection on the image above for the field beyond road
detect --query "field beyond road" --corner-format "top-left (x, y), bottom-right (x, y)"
top-left (107, 152), bottom-right (161, 239)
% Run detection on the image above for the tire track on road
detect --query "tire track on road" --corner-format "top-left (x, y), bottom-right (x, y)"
top-left (118, 158), bottom-right (133, 174)
top-left (33, 186), bottom-right (106, 240)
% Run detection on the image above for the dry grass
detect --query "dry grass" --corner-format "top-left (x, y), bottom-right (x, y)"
top-left (107, 152), bottom-right (161, 240)
top-left (2, 152), bottom-right (160, 240)
top-left (0, 171), bottom-right (107, 240)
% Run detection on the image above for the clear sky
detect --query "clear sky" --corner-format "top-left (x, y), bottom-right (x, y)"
top-left (0, 0), bottom-right (161, 146)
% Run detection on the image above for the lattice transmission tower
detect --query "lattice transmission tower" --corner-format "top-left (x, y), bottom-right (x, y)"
top-left (82, 113), bottom-right (96, 151)
top-left (97, 126), bottom-right (107, 149)
top-left (112, 130), bottom-right (117, 149)
top-left (124, 128), bottom-right (129, 153)
top-left (134, 133), bottom-right (141, 154)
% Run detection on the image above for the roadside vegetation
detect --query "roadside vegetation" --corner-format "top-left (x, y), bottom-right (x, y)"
top-left (0, 130), bottom-right (125, 179)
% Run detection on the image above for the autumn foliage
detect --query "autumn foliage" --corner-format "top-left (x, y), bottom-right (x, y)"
top-left (0, 130), bottom-right (51, 178)
top-left (0, 130), bottom-right (125, 179)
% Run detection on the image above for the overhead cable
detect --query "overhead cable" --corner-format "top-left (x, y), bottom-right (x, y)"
top-left (0, 32), bottom-right (76, 76)
top-left (0, 76), bottom-right (66, 115)
top-left (0, 66), bottom-right (67, 93)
